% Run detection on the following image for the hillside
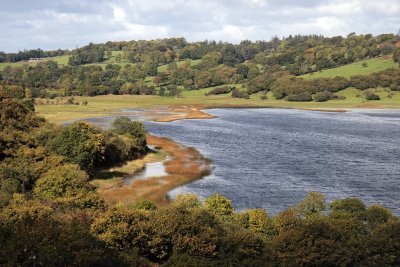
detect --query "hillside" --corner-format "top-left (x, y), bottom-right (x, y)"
top-left (1, 34), bottom-right (400, 107)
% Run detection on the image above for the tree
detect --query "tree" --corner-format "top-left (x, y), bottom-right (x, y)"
top-left (365, 220), bottom-right (400, 266)
top-left (0, 195), bottom-right (120, 266)
top-left (111, 116), bottom-right (147, 150)
top-left (272, 217), bottom-right (353, 266)
top-left (237, 208), bottom-right (276, 236)
top-left (34, 164), bottom-right (86, 198)
top-left (46, 122), bottom-right (106, 174)
top-left (393, 47), bottom-right (400, 64)
top-left (106, 50), bottom-right (112, 59)
top-left (246, 73), bottom-right (275, 94)
top-left (330, 197), bottom-right (366, 213)
top-left (297, 192), bottom-right (326, 217)
top-left (205, 194), bottom-right (234, 220)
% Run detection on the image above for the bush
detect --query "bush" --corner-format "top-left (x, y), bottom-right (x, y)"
top-left (313, 91), bottom-right (332, 102)
top-left (285, 92), bottom-right (312, 102)
top-left (205, 86), bottom-right (233, 96)
top-left (331, 94), bottom-right (346, 100)
top-left (273, 91), bottom-right (285, 99)
top-left (231, 88), bottom-right (250, 99)
top-left (364, 90), bottom-right (380, 100)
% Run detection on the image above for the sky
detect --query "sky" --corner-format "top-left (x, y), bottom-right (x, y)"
top-left (0, 0), bottom-right (399, 52)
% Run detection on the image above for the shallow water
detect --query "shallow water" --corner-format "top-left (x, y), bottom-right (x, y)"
top-left (123, 157), bottom-right (169, 185)
top-left (142, 108), bottom-right (400, 215)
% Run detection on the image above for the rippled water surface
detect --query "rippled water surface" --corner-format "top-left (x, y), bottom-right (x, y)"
top-left (143, 109), bottom-right (400, 215)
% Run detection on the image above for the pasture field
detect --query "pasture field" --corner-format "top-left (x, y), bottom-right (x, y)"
top-left (302, 57), bottom-right (398, 79)
top-left (0, 55), bottom-right (70, 70)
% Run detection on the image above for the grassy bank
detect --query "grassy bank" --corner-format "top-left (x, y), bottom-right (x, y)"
top-left (95, 134), bottom-right (212, 206)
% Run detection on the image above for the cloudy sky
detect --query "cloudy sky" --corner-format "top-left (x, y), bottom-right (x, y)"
top-left (1, 0), bottom-right (399, 52)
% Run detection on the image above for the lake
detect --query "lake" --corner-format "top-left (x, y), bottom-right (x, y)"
top-left (86, 108), bottom-right (400, 215)
top-left (144, 108), bottom-right (400, 215)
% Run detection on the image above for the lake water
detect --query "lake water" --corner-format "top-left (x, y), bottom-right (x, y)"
top-left (142, 108), bottom-right (400, 215)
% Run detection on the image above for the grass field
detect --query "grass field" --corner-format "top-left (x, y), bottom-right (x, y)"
top-left (0, 51), bottom-right (129, 71)
top-left (302, 57), bottom-right (398, 80)
top-left (36, 87), bottom-right (400, 123)
top-left (0, 61), bottom-right (26, 70)
top-left (0, 55), bottom-right (71, 70)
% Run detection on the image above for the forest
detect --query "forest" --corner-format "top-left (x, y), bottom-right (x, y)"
top-left (1, 89), bottom-right (400, 266)
top-left (1, 33), bottom-right (399, 102)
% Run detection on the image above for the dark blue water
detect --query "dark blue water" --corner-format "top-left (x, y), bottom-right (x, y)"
top-left (143, 109), bottom-right (400, 215)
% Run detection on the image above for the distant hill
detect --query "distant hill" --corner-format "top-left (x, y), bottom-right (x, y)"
top-left (1, 33), bottom-right (399, 103)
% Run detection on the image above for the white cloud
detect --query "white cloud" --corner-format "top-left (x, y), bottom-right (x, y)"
top-left (111, 5), bottom-right (127, 22)
top-left (0, 0), bottom-right (398, 51)
top-left (246, 0), bottom-right (267, 7)
top-left (316, 0), bottom-right (362, 16)
top-left (362, 0), bottom-right (400, 16)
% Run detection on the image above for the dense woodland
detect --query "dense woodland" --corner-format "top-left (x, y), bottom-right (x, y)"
top-left (1, 34), bottom-right (400, 101)
top-left (1, 91), bottom-right (400, 266)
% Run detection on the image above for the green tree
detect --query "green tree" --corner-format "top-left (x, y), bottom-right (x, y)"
top-left (111, 116), bottom-right (147, 151)
top-left (297, 192), bottom-right (326, 217)
top-left (46, 122), bottom-right (106, 174)
top-left (205, 194), bottom-right (234, 220)
top-left (330, 197), bottom-right (366, 213)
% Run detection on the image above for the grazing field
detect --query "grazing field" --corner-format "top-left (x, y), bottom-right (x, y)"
top-left (35, 87), bottom-right (400, 123)
top-left (0, 61), bottom-right (27, 70)
top-left (0, 51), bottom-right (128, 71)
top-left (302, 57), bottom-right (398, 79)
top-left (0, 55), bottom-right (70, 70)
top-left (50, 55), bottom-right (70, 66)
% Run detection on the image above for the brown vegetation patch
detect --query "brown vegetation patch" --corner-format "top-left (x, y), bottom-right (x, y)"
top-left (154, 106), bottom-right (216, 122)
top-left (98, 134), bottom-right (211, 206)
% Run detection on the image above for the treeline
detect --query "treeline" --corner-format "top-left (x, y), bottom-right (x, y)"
top-left (0, 48), bottom-right (68, 63)
top-left (68, 42), bottom-right (106, 66)
top-left (67, 34), bottom-right (400, 73)
top-left (0, 59), bottom-right (246, 97)
top-left (0, 61), bottom-right (158, 97)
top-left (0, 97), bottom-right (399, 266)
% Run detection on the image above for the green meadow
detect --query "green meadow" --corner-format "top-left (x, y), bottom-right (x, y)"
top-left (302, 57), bottom-right (398, 79)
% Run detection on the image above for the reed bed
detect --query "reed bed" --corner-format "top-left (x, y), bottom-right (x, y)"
top-left (98, 134), bottom-right (212, 206)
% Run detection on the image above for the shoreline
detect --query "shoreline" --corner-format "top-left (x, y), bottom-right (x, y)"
top-left (148, 106), bottom-right (349, 124)
top-left (153, 106), bottom-right (217, 122)
top-left (97, 134), bottom-right (212, 206)
top-left (149, 105), bottom-right (400, 123)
